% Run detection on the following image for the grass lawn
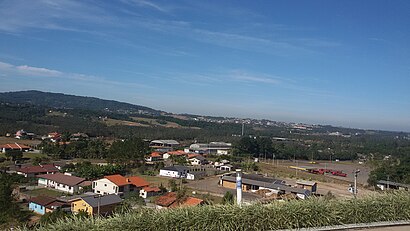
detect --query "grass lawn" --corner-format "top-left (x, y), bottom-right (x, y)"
top-left (25, 188), bottom-right (65, 197)
top-left (136, 174), bottom-right (170, 187)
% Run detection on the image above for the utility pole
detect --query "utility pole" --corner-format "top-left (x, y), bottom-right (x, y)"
top-left (97, 194), bottom-right (101, 215)
top-left (387, 175), bottom-right (390, 190)
top-left (236, 169), bottom-right (242, 206)
top-left (241, 123), bottom-right (244, 136)
top-left (354, 169), bottom-right (360, 199)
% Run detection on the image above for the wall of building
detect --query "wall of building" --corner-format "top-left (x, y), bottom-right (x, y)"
top-left (29, 202), bottom-right (46, 215)
top-left (93, 178), bottom-right (119, 195)
top-left (72, 199), bottom-right (93, 216)
top-left (159, 170), bottom-right (181, 178)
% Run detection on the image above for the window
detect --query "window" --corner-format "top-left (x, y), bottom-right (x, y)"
top-left (104, 184), bottom-right (107, 187)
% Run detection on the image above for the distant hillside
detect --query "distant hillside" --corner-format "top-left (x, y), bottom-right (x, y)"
top-left (0, 90), bottom-right (161, 115)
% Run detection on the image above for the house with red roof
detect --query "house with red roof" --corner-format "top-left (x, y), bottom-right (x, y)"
top-left (0, 143), bottom-right (32, 153)
top-left (155, 192), bottom-right (204, 209)
top-left (92, 174), bottom-right (149, 197)
top-left (145, 152), bottom-right (164, 162)
top-left (139, 186), bottom-right (161, 198)
top-left (17, 164), bottom-right (59, 177)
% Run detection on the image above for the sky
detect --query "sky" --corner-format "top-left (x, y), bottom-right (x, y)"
top-left (0, 0), bottom-right (409, 132)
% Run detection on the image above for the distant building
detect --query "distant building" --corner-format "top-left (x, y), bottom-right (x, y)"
top-left (188, 142), bottom-right (232, 155)
top-left (92, 174), bottom-right (149, 197)
top-left (155, 192), bottom-right (203, 209)
top-left (71, 194), bottom-right (122, 216)
top-left (29, 196), bottom-right (69, 215)
top-left (220, 173), bottom-right (311, 199)
top-left (159, 165), bottom-right (190, 178)
top-left (37, 173), bottom-right (90, 194)
top-left (296, 180), bottom-right (318, 194)
top-left (139, 186), bottom-right (161, 199)
top-left (376, 180), bottom-right (410, 191)
top-left (149, 140), bottom-right (180, 151)
top-left (0, 143), bottom-right (32, 153)
top-left (189, 155), bottom-right (207, 166)
top-left (17, 164), bottom-right (59, 177)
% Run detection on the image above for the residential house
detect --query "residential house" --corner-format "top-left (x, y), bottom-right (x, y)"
top-left (145, 152), bottom-right (163, 162)
top-left (159, 165), bottom-right (190, 178)
top-left (155, 192), bottom-right (203, 209)
top-left (139, 186), bottom-right (161, 199)
top-left (17, 164), bottom-right (59, 177)
top-left (29, 196), bottom-right (68, 215)
top-left (296, 180), bottom-right (318, 193)
top-left (70, 132), bottom-right (89, 141)
top-left (162, 150), bottom-right (186, 159)
top-left (189, 155), bottom-right (207, 166)
top-left (37, 173), bottom-right (90, 194)
top-left (0, 143), bottom-right (31, 153)
top-left (219, 164), bottom-right (233, 172)
top-left (92, 174), bottom-right (149, 197)
top-left (71, 194), bottom-right (122, 216)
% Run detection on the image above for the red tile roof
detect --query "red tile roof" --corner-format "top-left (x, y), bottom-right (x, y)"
top-left (150, 152), bottom-right (162, 157)
top-left (156, 192), bottom-right (203, 208)
top-left (155, 192), bottom-right (177, 207)
top-left (104, 175), bottom-right (149, 187)
top-left (166, 150), bottom-right (186, 156)
top-left (0, 143), bottom-right (31, 150)
top-left (143, 186), bottom-right (161, 192)
top-left (187, 153), bottom-right (200, 159)
top-left (37, 173), bottom-right (86, 186)
top-left (18, 164), bottom-right (59, 174)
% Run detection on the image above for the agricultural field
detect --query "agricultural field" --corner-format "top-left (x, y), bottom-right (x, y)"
top-left (0, 136), bottom-right (41, 146)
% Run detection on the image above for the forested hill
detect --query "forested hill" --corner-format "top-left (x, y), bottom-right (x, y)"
top-left (0, 90), bottom-right (161, 115)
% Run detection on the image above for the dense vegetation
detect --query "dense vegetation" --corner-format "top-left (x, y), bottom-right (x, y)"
top-left (368, 156), bottom-right (410, 185)
top-left (23, 192), bottom-right (410, 231)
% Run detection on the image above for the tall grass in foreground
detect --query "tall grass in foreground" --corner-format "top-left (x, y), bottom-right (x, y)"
top-left (26, 192), bottom-right (410, 231)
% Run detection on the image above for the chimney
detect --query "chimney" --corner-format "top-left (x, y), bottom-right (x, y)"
top-left (236, 169), bottom-right (242, 206)
top-left (126, 178), bottom-right (131, 182)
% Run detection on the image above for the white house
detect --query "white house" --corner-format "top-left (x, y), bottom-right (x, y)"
top-left (92, 174), bottom-right (149, 197)
top-left (159, 166), bottom-right (190, 178)
top-left (139, 186), bottom-right (161, 199)
top-left (37, 173), bottom-right (90, 194)
top-left (189, 155), bottom-right (207, 166)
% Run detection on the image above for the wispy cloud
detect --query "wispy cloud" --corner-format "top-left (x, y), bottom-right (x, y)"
top-left (121, 0), bottom-right (170, 13)
top-left (0, 60), bottom-right (148, 88)
top-left (228, 70), bottom-right (281, 85)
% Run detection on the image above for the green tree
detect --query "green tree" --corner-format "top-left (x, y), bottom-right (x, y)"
top-left (222, 191), bottom-right (234, 205)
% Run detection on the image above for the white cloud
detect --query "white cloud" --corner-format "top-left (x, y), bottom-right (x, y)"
top-left (0, 60), bottom-right (148, 88)
top-left (124, 0), bottom-right (169, 13)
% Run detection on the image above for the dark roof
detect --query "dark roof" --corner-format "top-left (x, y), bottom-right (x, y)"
top-left (18, 164), bottom-right (59, 174)
top-left (221, 173), bottom-right (284, 187)
top-left (82, 194), bottom-right (122, 208)
top-left (30, 196), bottom-right (56, 206)
top-left (221, 173), bottom-right (310, 195)
top-left (377, 180), bottom-right (410, 188)
top-left (162, 165), bottom-right (190, 172)
top-left (190, 155), bottom-right (206, 161)
top-left (37, 173), bottom-right (86, 186)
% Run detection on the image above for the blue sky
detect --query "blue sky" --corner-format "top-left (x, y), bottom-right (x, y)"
top-left (0, 0), bottom-right (409, 132)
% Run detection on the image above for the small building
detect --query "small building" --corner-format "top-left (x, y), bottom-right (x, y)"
top-left (159, 165), bottom-right (190, 178)
top-left (139, 186), bottom-right (161, 198)
top-left (149, 140), bottom-right (180, 150)
top-left (17, 164), bottom-right (59, 177)
top-left (155, 192), bottom-right (203, 209)
top-left (29, 196), bottom-right (68, 215)
top-left (0, 143), bottom-right (32, 153)
top-left (92, 174), bottom-right (149, 197)
top-left (71, 194), bottom-right (122, 216)
top-left (189, 155), bottom-right (207, 166)
top-left (219, 164), bottom-right (233, 172)
top-left (145, 152), bottom-right (163, 162)
top-left (37, 173), bottom-right (90, 194)
top-left (376, 180), bottom-right (410, 191)
top-left (296, 180), bottom-right (318, 193)
top-left (162, 150), bottom-right (186, 159)
top-left (188, 142), bottom-right (232, 155)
